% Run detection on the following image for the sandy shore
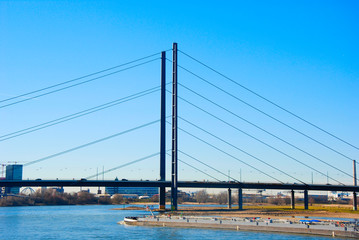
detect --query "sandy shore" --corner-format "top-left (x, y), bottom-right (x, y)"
top-left (114, 202), bottom-right (359, 220)
top-left (116, 203), bottom-right (359, 238)
top-left (129, 215), bottom-right (359, 238)
top-left (175, 207), bottom-right (359, 221)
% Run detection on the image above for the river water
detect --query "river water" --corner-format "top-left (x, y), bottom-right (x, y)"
top-left (0, 205), bottom-right (347, 239)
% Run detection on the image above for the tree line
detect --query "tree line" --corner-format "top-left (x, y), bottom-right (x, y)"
top-left (1, 188), bottom-right (348, 207)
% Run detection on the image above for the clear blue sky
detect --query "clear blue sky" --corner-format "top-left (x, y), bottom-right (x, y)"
top-left (1, 1), bottom-right (358, 185)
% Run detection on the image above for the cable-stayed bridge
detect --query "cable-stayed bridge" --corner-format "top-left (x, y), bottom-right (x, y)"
top-left (1, 43), bottom-right (358, 211)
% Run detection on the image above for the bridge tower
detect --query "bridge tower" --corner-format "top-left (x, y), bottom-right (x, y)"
top-left (353, 159), bottom-right (357, 211)
top-left (171, 42), bottom-right (178, 210)
top-left (159, 51), bottom-right (166, 211)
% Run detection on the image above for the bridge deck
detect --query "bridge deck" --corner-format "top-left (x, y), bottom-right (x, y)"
top-left (1, 180), bottom-right (359, 192)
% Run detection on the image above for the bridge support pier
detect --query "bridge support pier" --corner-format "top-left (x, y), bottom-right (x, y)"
top-left (304, 189), bottom-right (308, 210)
top-left (291, 190), bottom-right (295, 209)
top-left (238, 188), bottom-right (243, 210)
top-left (353, 192), bottom-right (357, 211)
top-left (228, 188), bottom-right (232, 209)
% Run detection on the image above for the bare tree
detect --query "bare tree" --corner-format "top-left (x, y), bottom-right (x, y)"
top-left (112, 194), bottom-right (124, 204)
top-left (214, 191), bottom-right (228, 205)
top-left (195, 190), bottom-right (209, 204)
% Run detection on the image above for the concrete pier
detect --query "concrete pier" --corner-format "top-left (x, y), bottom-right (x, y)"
top-left (228, 188), bottom-right (232, 209)
top-left (238, 188), bottom-right (243, 210)
top-left (304, 190), bottom-right (308, 210)
top-left (127, 216), bottom-right (359, 239)
top-left (291, 190), bottom-right (295, 209)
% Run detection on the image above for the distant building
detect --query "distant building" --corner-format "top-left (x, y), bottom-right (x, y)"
top-left (328, 191), bottom-right (352, 201)
top-left (139, 195), bottom-right (150, 199)
top-left (5, 164), bottom-right (23, 194)
top-left (0, 177), bottom-right (5, 196)
top-left (105, 178), bottom-right (158, 197)
top-left (118, 194), bottom-right (138, 199)
top-left (51, 187), bottom-right (64, 194)
top-left (105, 186), bottom-right (159, 197)
top-left (166, 190), bottom-right (191, 199)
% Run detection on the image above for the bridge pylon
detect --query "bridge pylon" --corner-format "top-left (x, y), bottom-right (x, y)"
top-left (159, 51), bottom-right (166, 211)
top-left (171, 42), bottom-right (178, 211)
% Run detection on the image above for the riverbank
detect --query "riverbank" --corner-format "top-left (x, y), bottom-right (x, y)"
top-left (114, 202), bottom-right (359, 221)
top-left (174, 205), bottom-right (359, 221)
top-left (125, 215), bottom-right (359, 238)
top-left (118, 204), bottom-right (359, 238)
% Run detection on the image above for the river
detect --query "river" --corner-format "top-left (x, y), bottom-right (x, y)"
top-left (0, 205), bottom-right (347, 239)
